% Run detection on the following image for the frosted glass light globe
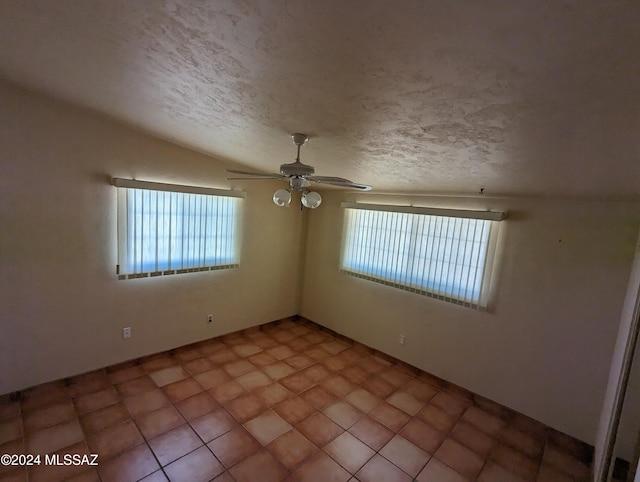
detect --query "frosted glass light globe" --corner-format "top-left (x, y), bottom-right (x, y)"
top-left (273, 188), bottom-right (292, 207)
top-left (302, 191), bottom-right (322, 209)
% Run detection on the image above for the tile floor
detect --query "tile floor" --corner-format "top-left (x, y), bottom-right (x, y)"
top-left (0, 317), bottom-right (594, 482)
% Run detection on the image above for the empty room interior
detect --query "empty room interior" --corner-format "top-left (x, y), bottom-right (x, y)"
top-left (1, 1), bottom-right (639, 482)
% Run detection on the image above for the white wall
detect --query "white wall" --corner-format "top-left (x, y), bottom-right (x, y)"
top-left (0, 81), bottom-right (304, 395)
top-left (300, 190), bottom-right (639, 444)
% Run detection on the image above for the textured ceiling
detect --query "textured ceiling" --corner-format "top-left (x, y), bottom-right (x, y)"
top-left (0, 0), bottom-right (638, 199)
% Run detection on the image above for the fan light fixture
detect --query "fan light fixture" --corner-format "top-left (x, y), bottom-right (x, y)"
top-left (272, 188), bottom-right (322, 208)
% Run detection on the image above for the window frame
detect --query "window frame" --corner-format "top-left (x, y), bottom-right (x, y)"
top-left (113, 178), bottom-right (245, 280)
top-left (339, 202), bottom-right (506, 310)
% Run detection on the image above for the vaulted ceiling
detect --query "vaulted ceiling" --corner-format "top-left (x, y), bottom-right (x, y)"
top-left (1, 0), bottom-right (638, 199)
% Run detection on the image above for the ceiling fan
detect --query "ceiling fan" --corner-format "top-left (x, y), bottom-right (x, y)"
top-left (226, 133), bottom-right (372, 209)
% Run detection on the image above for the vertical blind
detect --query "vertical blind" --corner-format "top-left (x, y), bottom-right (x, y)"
top-left (114, 179), bottom-right (243, 279)
top-left (340, 204), bottom-right (503, 309)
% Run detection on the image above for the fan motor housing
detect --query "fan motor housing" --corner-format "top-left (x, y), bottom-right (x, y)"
top-left (280, 162), bottom-right (315, 176)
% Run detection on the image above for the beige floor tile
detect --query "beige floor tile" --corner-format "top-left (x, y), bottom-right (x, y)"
top-left (243, 410), bottom-right (292, 445)
top-left (163, 445), bottom-right (223, 482)
top-left (435, 439), bottom-right (485, 479)
top-left (149, 366), bottom-right (188, 387)
top-left (356, 454), bottom-right (412, 482)
top-left (27, 419), bottom-right (84, 454)
top-left (297, 413), bottom-right (344, 447)
top-left (190, 408), bottom-right (237, 442)
top-left (324, 431), bottom-right (375, 474)
top-left (379, 434), bottom-right (430, 477)
top-left (148, 424), bottom-right (202, 466)
top-left (293, 451), bottom-right (351, 482)
top-left (207, 426), bottom-right (260, 467)
top-left (323, 401), bottom-right (364, 429)
top-left (349, 416), bottom-right (395, 451)
top-left (124, 389), bottom-right (169, 417)
top-left (86, 420), bottom-right (144, 460)
top-left (267, 429), bottom-right (318, 470)
top-left (386, 391), bottom-right (424, 416)
top-left (416, 458), bottom-right (469, 482)
top-left (229, 449), bottom-right (287, 482)
top-left (98, 443), bottom-right (159, 482)
top-left (344, 389), bottom-right (381, 413)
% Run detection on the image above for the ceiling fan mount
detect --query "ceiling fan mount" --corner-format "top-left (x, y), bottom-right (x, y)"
top-left (291, 132), bottom-right (308, 147)
top-left (278, 133), bottom-right (315, 178)
top-left (226, 132), bottom-right (372, 209)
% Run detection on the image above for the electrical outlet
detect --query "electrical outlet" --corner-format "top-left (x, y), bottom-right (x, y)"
top-left (207, 314), bottom-right (213, 324)
top-left (123, 327), bottom-right (131, 339)
top-left (399, 334), bottom-right (405, 345)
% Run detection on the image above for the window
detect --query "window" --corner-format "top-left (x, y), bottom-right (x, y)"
top-left (340, 203), bottom-right (505, 309)
top-left (113, 179), bottom-right (244, 279)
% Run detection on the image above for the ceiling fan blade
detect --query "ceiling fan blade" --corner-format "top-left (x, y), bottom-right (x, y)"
top-left (225, 176), bottom-right (287, 181)
top-left (225, 169), bottom-right (286, 178)
top-left (307, 175), bottom-right (353, 183)
top-left (313, 179), bottom-right (373, 191)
